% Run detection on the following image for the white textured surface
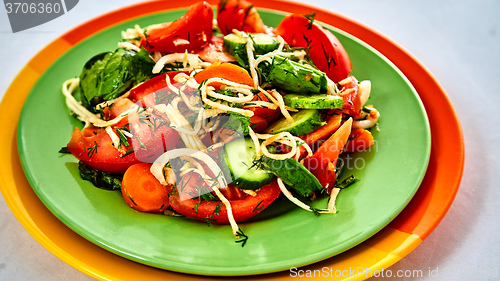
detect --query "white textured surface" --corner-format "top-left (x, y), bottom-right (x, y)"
top-left (0, 0), bottom-right (498, 280)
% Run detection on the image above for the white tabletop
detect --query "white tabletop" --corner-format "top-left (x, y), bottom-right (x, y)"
top-left (1, 1), bottom-right (498, 280)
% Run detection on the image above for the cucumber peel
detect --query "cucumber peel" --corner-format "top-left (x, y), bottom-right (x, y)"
top-left (268, 56), bottom-right (328, 94)
top-left (283, 93), bottom-right (344, 109)
top-left (223, 33), bottom-right (280, 67)
top-left (265, 109), bottom-right (324, 136)
top-left (223, 137), bottom-right (275, 190)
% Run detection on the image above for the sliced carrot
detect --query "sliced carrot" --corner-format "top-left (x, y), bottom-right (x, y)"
top-left (301, 113), bottom-right (342, 148)
top-left (121, 163), bottom-right (172, 213)
top-left (345, 128), bottom-right (375, 153)
top-left (194, 62), bottom-right (253, 89)
top-left (302, 118), bottom-right (353, 188)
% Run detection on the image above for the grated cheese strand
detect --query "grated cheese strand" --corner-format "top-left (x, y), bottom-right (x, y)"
top-left (105, 126), bottom-right (121, 149)
top-left (204, 77), bottom-right (254, 103)
top-left (259, 132), bottom-right (297, 160)
top-left (212, 185), bottom-right (240, 238)
top-left (118, 41), bottom-right (141, 52)
top-left (62, 78), bottom-right (138, 128)
top-left (247, 127), bottom-right (262, 158)
top-left (319, 187), bottom-right (340, 214)
top-left (153, 53), bottom-right (210, 74)
top-left (246, 35), bottom-right (259, 88)
top-left (294, 137), bottom-right (313, 161)
top-left (199, 83), bottom-right (254, 117)
top-left (270, 89), bottom-right (294, 123)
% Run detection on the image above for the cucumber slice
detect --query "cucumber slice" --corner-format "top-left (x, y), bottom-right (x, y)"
top-left (224, 33), bottom-right (280, 56)
top-left (283, 93), bottom-right (344, 109)
top-left (265, 109), bottom-right (324, 136)
top-left (223, 137), bottom-right (274, 190)
top-left (268, 56), bottom-right (328, 94)
top-left (223, 33), bottom-right (280, 67)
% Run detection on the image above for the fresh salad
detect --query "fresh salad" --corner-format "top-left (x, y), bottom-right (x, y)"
top-left (61, 0), bottom-right (379, 246)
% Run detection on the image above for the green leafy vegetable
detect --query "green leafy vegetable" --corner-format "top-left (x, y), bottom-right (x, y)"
top-left (221, 112), bottom-right (251, 136)
top-left (78, 161), bottom-right (123, 191)
top-left (79, 47), bottom-right (156, 112)
top-left (262, 156), bottom-right (322, 198)
top-left (58, 146), bottom-right (71, 154)
top-left (336, 175), bottom-right (357, 189)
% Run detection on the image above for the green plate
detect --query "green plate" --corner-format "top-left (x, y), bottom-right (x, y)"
top-left (17, 8), bottom-right (430, 276)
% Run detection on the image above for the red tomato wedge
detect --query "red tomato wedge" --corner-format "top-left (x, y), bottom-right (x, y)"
top-left (275, 14), bottom-right (352, 83)
top-left (249, 115), bottom-right (268, 133)
top-left (244, 91), bottom-right (281, 124)
top-left (67, 122), bottom-right (140, 173)
top-left (140, 1), bottom-right (213, 53)
top-left (169, 176), bottom-right (281, 224)
top-left (196, 36), bottom-right (237, 63)
top-left (345, 128), bottom-right (375, 153)
top-left (339, 75), bottom-right (362, 117)
top-left (217, 0), bottom-right (269, 35)
top-left (128, 71), bottom-right (189, 106)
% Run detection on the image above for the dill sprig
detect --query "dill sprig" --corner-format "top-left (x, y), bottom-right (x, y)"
top-left (235, 228), bottom-right (249, 247)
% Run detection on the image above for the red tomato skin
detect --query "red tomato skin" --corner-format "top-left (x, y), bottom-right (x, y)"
top-left (169, 180), bottom-right (281, 224)
top-left (249, 115), bottom-right (268, 133)
top-left (103, 98), bottom-right (135, 120)
top-left (67, 125), bottom-right (140, 174)
top-left (275, 14), bottom-right (352, 83)
top-left (217, 0), bottom-right (269, 35)
top-left (196, 36), bottom-right (236, 63)
top-left (140, 1), bottom-right (213, 53)
top-left (68, 123), bottom-right (181, 174)
top-left (128, 71), bottom-right (189, 107)
top-left (244, 92), bottom-right (281, 125)
top-left (344, 128), bottom-right (375, 153)
top-left (339, 75), bottom-right (362, 117)
top-left (68, 71), bottom-right (186, 172)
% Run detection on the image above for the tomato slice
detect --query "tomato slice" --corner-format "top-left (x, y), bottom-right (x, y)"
top-left (67, 122), bottom-right (140, 173)
top-left (140, 1), bottom-right (213, 53)
top-left (244, 91), bottom-right (281, 124)
top-left (217, 0), bottom-right (269, 35)
top-left (103, 98), bottom-right (136, 120)
top-left (196, 36), bottom-right (236, 63)
top-left (169, 177), bottom-right (281, 224)
top-left (68, 71), bottom-right (190, 172)
top-left (344, 128), bottom-right (375, 153)
top-left (275, 14), bottom-right (352, 83)
top-left (339, 75), bottom-right (362, 117)
top-left (249, 115), bottom-right (268, 133)
top-left (128, 71), bottom-right (189, 106)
